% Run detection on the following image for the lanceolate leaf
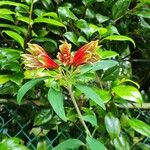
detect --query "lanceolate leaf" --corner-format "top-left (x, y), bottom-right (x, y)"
top-left (34, 17), bottom-right (66, 28)
top-left (104, 112), bottom-right (120, 140)
top-left (103, 35), bottom-right (135, 47)
top-left (86, 136), bottom-right (107, 150)
top-left (75, 84), bottom-right (105, 110)
top-left (17, 77), bottom-right (47, 104)
top-left (112, 85), bottom-right (143, 104)
top-left (128, 119), bottom-right (150, 138)
top-left (0, 1), bottom-right (29, 9)
top-left (48, 87), bottom-right (67, 121)
top-left (3, 30), bottom-right (24, 48)
top-left (52, 139), bottom-right (84, 150)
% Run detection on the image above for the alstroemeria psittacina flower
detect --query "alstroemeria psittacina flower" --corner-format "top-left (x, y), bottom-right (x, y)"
top-left (57, 41), bottom-right (72, 66)
top-left (72, 40), bottom-right (99, 66)
top-left (22, 40), bottom-right (99, 69)
top-left (21, 43), bottom-right (59, 69)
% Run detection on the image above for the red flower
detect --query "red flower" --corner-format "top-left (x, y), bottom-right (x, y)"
top-left (57, 41), bottom-right (72, 66)
top-left (72, 40), bottom-right (99, 66)
top-left (21, 43), bottom-right (59, 69)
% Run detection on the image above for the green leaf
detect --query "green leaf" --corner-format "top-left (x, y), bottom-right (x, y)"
top-left (52, 139), bottom-right (84, 150)
top-left (2, 30), bottom-right (24, 48)
top-left (92, 60), bottom-right (118, 71)
top-left (112, 0), bottom-right (131, 19)
top-left (37, 138), bottom-right (49, 150)
top-left (113, 135), bottom-right (130, 150)
top-left (0, 137), bottom-right (29, 150)
top-left (64, 32), bottom-right (79, 46)
top-left (86, 137), bottom-right (107, 150)
top-left (101, 50), bottom-right (119, 59)
top-left (75, 84), bottom-right (105, 110)
top-left (0, 1), bottom-right (29, 9)
top-left (0, 75), bottom-right (10, 84)
top-left (104, 112), bottom-right (120, 139)
top-left (58, 6), bottom-right (78, 20)
top-left (17, 15), bottom-right (33, 25)
top-left (134, 8), bottom-right (150, 19)
top-left (103, 35), bottom-right (135, 47)
top-left (34, 17), bottom-right (66, 28)
top-left (82, 0), bottom-right (95, 6)
top-left (112, 85), bottom-right (143, 104)
top-left (0, 14), bottom-right (14, 22)
top-left (0, 24), bottom-right (26, 34)
top-left (48, 87), bottom-right (67, 121)
top-left (0, 9), bottom-right (15, 15)
top-left (83, 115), bottom-right (98, 127)
top-left (17, 77), bottom-right (47, 104)
top-left (34, 109), bottom-right (53, 126)
top-left (128, 119), bottom-right (150, 138)
top-left (96, 14), bottom-right (109, 23)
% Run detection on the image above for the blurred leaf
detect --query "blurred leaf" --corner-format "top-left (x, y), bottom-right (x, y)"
top-left (76, 84), bottom-right (105, 110)
top-left (78, 36), bottom-right (87, 43)
top-left (82, 0), bottom-right (95, 6)
top-left (83, 115), bottom-right (98, 127)
top-left (58, 6), bottom-right (78, 20)
top-left (48, 87), bottom-right (67, 121)
top-left (34, 109), bottom-right (53, 126)
top-left (2, 30), bottom-right (24, 48)
top-left (0, 14), bottom-right (14, 22)
top-left (103, 35), bottom-right (135, 47)
top-left (64, 32), bottom-right (79, 46)
top-left (113, 135), bottom-right (130, 150)
top-left (112, 0), bottom-right (131, 19)
top-left (92, 60), bottom-right (118, 71)
top-left (134, 8), bottom-right (150, 19)
top-left (53, 139), bottom-right (84, 150)
top-left (0, 75), bottom-right (10, 84)
top-left (128, 119), bottom-right (150, 138)
top-left (0, 137), bottom-right (29, 150)
top-left (86, 137), bottom-right (107, 150)
top-left (17, 77), bottom-right (47, 104)
top-left (37, 138), bottom-right (49, 150)
top-left (34, 17), bottom-right (66, 28)
top-left (104, 112), bottom-right (120, 139)
top-left (112, 85), bottom-right (143, 104)
top-left (0, 1), bottom-right (29, 9)
top-left (0, 9), bottom-right (15, 15)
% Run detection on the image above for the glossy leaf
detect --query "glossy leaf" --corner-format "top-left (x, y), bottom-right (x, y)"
top-left (112, 0), bottom-right (131, 19)
top-left (128, 119), bottom-right (150, 138)
top-left (104, 112), bottom-right (120, 139)
top-left (3, 30), bottom-right (24, 48)
top-left (64, 32), bottom-right (79, 46)
top-left (92, 60), bottom-right (118, 71)
top-left (48, 87), bottom-right (67, 121)
top-left (112, 85), bottom-right (143, 104)
top-left (52, 139), bottom-right (84, 150)
top-left (75, 84), bottom-right (105, 110)
top-left (17, 77), bottom-right (47, 104)
top-left (58, 6), bottom-right (78, 20)
top-left (101, 50), bottom-right (119, 59)
top-left (103, 35), bottom-right (135, 47)
top-left (86, 137), bottom-right (107, 150)
top-left (34, 17), bottom-right (66, 28)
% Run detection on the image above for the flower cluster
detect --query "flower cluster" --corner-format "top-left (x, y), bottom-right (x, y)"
top-left (21, 40), bottom-right (99, 69)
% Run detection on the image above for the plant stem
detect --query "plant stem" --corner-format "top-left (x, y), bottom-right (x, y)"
top-left (67, 84), bottom-right (92, 137)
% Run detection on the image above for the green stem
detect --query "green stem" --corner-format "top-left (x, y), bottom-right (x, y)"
top-left (67, 84), bottom-right (92, 137)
